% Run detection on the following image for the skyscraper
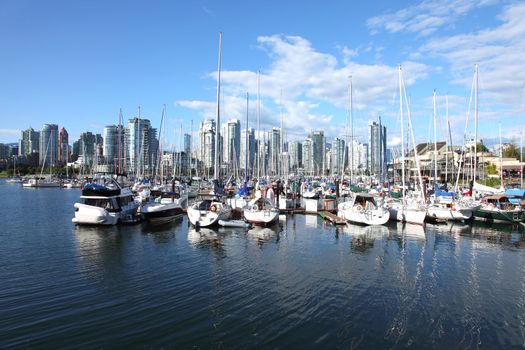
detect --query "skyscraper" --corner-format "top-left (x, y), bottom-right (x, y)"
top-left (289, 140), bottom-right (302, 172)
top-left (199, 119), bottom-right (216, 171)
top-left (18, 127), bottom-right (40, 157)
top-left (58, 127), bottom-right (69, 164)
top-left (302, 138), bottom-right (313, 175)
top-left (103, 125), bottom-right (126, 167)
top-left (223, 119), bottom-right (241, 168)
top-left (368, 119), bottom-right (387, 178)
top-left (309, 130), bottom-right (325, 176)
top-left (78, 131), bottom-right (96, 165)
top-left (240, 128), bottom-right (255, 172)
top-left (269, 127), bottom-right (281, 175)
top-left (39, 124), bottom-right (58, 167)
top-left (126, 118), bottom-right (157, 174)
top-left (331, 137), bottom-right (345, 175)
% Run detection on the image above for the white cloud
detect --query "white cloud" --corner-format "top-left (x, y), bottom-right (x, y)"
top-left (367, 0), bottom-right (498, 36)
top-left (0, 128), bottom-right (20, 140)
top-left (419, 2), bottom-right (525, 108)
top-left (177, 34), bottom-right (428, 141)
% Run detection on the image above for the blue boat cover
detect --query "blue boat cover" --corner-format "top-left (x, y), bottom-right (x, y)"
top-left (434, 184), bottom-right (455, 197)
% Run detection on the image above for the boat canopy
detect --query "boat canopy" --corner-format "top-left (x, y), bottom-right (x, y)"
top-left (82, 183), bottom-right (121, 197)
top-left (435, 184), bottom-right (455, 197)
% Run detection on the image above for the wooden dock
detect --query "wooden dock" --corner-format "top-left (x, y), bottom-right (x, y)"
top-left (279, 207), bottom-right (306, 214)
top-left (318, 211), bottom-right (346, 225)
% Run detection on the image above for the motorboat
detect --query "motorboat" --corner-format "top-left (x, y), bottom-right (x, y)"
top-left (22, 177), bottom-right (62, 188)
top-left (337, 193), bottom-right (390, 225)
top-left (473, 194), bottom-right (525, 223)
top-left (243, 197), bottom-right (280, 226)
top-left (187, 199), bottom-right (232, 228)
top-left (141, 200), bottom-right (183, 224)
top-left (72, 176), bottom-right (140, 225)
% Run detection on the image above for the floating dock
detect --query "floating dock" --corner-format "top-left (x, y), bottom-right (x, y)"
top-left (318, 211), bottom-right (346, 225)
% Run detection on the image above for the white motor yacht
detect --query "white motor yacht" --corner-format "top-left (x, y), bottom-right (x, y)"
top-left (72, 177), bottom-right (140, 225)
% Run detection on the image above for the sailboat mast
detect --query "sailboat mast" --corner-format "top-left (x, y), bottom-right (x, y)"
top-left (190, 119), bottom-right (193, 178)
top-left (398, 66), bottom-right (405, 200)
top-left (433, 90), bottom-right (438, 186)
top-left (473, 64), bottom-right (479, 189)
top-left (118, 108), bottom-right (122, 174)
top-left (279, 90), bottom-right (284, 178)
top-left (245, 92), bottom-right (249, 181)
top-left (520, 130), bottom-right (523, 188)
top-left (445, 95), bottom-right (449, 183)
top-left (499, 124), bottom-right (503, 187)
top-left (214, 32), bottom-right (222, 180)
top-left (257, 70), bottom-right (261, 179)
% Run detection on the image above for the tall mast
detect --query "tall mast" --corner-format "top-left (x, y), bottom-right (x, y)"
top-left (190, 119), bottom-right (193, 178)
top-left (279, 89), bottom-right (284, 178)
top-left (257, 70), bottom-right (261, 179)
top-left (499, 124), bottom-right (503, 187)
top-left (214, 32), bottom-right (222, 180)
top-left (398, 66), bottom-right (405, 200)
top-left (473, 64), bottom-right (479, 190)
top-left (245, 92), bottom-right (249, 181)
top-left (520, 130), bottom-right (523, 189)
top-left (433, 89), bottom-right (438, 187)
top-left (402, 71), bottom-right (425, 198)
top-left (445, 94), bottom-right (449, 183)
top-left (117, 108), bottom-right (122, 174)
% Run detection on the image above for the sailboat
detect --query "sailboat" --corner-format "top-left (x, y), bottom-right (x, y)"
top-left (386, 66), bottom-right (426, 225)
top-left (140, 105), bottom-right (184, 224)
top-left (187, 32), bottom-right (232, 228)
top-left (6, 157), bottom-right (23, 183)
top-left (338, 76), bottom-right (390, 225)
top-left (426, 90), bottom-right (480, 221)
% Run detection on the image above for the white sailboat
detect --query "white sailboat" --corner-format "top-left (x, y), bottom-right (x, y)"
top-left (387, 66), bottom-right (426, 225)
top-left (187, 32), bottom-right (232, 228)
top-left (338, 193), bottom-right (390, 225)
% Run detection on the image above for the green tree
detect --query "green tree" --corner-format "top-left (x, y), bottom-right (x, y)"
top-left (477, 143), bottom-right (489, 152)
top-left (503, 143), bottom-right (520, 160)
top-left (486, 163), bottom-right (498, 175)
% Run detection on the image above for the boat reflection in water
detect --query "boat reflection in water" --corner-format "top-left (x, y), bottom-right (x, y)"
top-left (246, 224), bottom-right (280, 246)
top-left (342, 223), bottom-right (390, 251)
top-left (187, 226), bottom-right (225, 250)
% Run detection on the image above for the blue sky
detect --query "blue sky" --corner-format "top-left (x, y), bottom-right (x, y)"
top-left (1, 0), bottom-right (524, 150)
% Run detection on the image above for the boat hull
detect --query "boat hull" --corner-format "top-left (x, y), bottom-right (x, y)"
top-left (243, 209), bottom-right (280, 225)
top-left (473, 208), bottom-right (525, 223)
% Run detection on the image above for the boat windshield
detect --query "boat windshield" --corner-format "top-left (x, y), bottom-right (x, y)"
top-left (83, 198), bottom-right (119, 211)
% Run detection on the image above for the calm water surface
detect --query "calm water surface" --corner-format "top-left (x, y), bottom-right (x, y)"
top-left (1, 180), bottom-right (525, 349)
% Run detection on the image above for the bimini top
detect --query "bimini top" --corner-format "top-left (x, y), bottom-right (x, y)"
top-left (82, 182), bottom-right (121, 197)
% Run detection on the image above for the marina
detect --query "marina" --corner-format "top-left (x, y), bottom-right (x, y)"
top-left (1, 1), bottom-right (525, 348)
top-left (2, 181), bottom-right (525, 348)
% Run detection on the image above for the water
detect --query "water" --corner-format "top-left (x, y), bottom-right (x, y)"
top-left (1, 181), bottom-right (525, 349)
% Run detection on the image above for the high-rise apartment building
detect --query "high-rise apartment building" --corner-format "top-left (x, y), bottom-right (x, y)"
top-left (18, 127), bottom-right (40, 157)
top-left (302, 138), bottom-right (313, 175)
top-left (39, 124), bottom-right (58, 167)
top-left (309, 130), bottom-right (325, 176)
top-left (58, 127), bottom-right (69, 164)
top-left (199, 119), bottom-right (216, 171)
top-left (289, 140), bottom-right (302, 172)
top-left (222, 119), bottom-right (240, 168)
top-left (368, 119), bottom-right (387, 178)
top-left (269, 127), bottom-right (281, 175)
top-left (331, 137), bottom-right (345, 175)
top-left (240, 128), bottom-right (255, 172)
top-left (126, 118), bottom-right (157, 174)
top-left (103, 125), bottom-right (126, 168)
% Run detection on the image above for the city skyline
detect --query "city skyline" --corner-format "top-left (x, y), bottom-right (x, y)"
top-left (1, 1), bottom-right (524, 147)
